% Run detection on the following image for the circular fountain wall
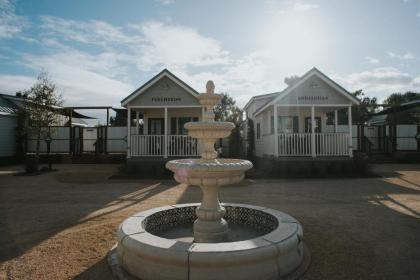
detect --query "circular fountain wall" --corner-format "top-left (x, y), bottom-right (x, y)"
top-left (112, 203), bottom-right (308, 280)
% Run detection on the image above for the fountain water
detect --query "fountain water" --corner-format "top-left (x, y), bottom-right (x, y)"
top-left (110, 81), bottom-right (309, 280)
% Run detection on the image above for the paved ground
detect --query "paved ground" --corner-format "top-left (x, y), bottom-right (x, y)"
top-left (0, 163), bottom-right (419, 280)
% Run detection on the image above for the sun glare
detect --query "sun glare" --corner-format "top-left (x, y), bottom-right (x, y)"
top-left (260, 12), bottom-right (329, 74)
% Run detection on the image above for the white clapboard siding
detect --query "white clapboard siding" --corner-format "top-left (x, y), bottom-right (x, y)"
top-left (0, 116), bottom-right (17, 157)
top-left (27, 127), bottom-right (70, 153)
top-left (396, 125), bottom-right (418, 151)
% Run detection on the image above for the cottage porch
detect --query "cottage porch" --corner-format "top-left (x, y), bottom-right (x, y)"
top-left (126, 106), bottom-right (203, 158)
top-left (255, 105), bottom-right (355, 158)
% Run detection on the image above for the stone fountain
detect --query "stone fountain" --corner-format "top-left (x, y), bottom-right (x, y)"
top-left (110, 81), bottom-right (309, 280)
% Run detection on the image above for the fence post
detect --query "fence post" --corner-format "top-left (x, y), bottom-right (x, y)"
top-left (164, 107), bottom-right (168, 158)
top-left (274, 105), bottom-right (278, 157)
top-left (127, 107), bottom-right (131, 158)
top-left (311, 106), bottom-right (316, 158)
top-left (348, 105), bottom-right (353, 157)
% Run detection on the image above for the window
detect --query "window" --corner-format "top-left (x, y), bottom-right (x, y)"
top-left (256, 123), bottom-right (261, 139)
top-left (174, 117), bottom-right (200, 135)
top-left (278, 116), bottom-right (298, 133)
top-left (326, 112), bottom-right (334, 125)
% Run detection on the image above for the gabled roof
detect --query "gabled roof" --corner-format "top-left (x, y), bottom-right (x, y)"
top-left (253, 67), bottom-right (360, 116)
top-left (0, 93), bottom-right (94, 119)
top-left (121, 69), bottom-right (199, 107)
top-left (243, 91), bottom-right (279, 111)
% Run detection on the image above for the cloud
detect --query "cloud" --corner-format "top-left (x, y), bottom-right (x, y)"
top-left (174, 51), bottom-right (286, 105)
top-left (39, 15), bottom-right (141, 45)
top-left (129, 21), bottom-right (230, 70)
top-left (2, 16), bottom-right (235, 107)
top-left (293, 2), bottom-right (319, 12)
top-left (0, 74), bottom-right (35, 94)
top-left (39, 17), bottom-right (230, 69)
top-left (0, 0), bottom-right (28, 39)
top-left (17, 50), bottom-right (134, 106)
top-left (275, 1), bottom-right (319, 14)
top-left (154, 0), bottom-right (174, 5)
top-left (334, 67), bottom-right (419, 95)
top-left (417, 12), bottom-right (420, 18)
top-left (387, 51), bottom-right (415, 60)
top-left (365, 56), bottom-right (380, 64)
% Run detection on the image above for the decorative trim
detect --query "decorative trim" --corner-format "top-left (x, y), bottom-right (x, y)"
top-left (121, 69), bottom-right (199, 107)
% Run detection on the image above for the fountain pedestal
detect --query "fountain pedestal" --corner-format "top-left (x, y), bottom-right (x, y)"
top-left (194, 184), bottom-right (228, 242)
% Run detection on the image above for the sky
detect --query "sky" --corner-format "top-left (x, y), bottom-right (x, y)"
top-left (1, 0), bottom-right (420, 123)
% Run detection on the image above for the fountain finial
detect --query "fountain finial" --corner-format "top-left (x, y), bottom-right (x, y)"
top-left (206, 80), bottom-right (215, 94)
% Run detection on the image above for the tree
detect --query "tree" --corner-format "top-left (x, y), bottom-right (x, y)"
top-left (384, 91), bottom-right (420, 105)
top-left (214, 93), bottom-right (244, 157)
top-left (110, 114), bottom-right (126, 126)
top-left (351, 89), bottom-right (378, 123)
top-left (23, 71), bottom-right (63, 170)
top-left (337, 90), bottom-right (378, 124)
top-left (246, 118), bottom-right (255, 161)
top-left (214, 93), bottom-right (243, 126)
top-left (284, 75), bottom-right (300, 86)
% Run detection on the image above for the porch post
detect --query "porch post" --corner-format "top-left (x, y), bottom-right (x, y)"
top-left (334, 110), bottom-right (338, 133)
top-left (164, 107), bottom-right (168, 158)
top-left (135, 111), bottom-right (139, 133)
top-left (201, 106), bottom-right (205, 121)
top-left (127, 106), bottom-right (131, 158)
top-left (311, 106), bottom-right (316, 158)
top-left (273, 105), bottom-right (278, 157)
top-left (348, 105), bottom-right (353, 157)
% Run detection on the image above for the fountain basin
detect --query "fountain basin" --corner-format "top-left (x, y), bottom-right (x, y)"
top-left (166, 158), bottom-right (253, 186)
top-left (112, 203), bottom-right (309, 280)
top-left (184, 122), bottom-right (235, 139)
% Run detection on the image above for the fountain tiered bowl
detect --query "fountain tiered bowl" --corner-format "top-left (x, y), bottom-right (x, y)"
top-left (110, 81), bottom-right (309, 280)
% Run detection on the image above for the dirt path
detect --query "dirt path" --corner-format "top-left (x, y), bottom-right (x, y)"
top-left (0, 164), bottom-right (419, 279)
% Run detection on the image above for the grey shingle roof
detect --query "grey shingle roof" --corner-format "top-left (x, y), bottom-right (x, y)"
top-left (0, 95), bottom-right (19, 115)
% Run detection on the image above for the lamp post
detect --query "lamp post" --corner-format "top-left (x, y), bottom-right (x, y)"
top-left (45, 133), bottom-right (53, 171)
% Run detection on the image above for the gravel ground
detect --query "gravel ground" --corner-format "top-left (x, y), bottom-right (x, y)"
top-left (0, 163), bottom-right (419, 280)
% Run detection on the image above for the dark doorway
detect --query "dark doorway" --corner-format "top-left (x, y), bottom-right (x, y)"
top-left (305, 117), bottom-right (321, 133)
top-left (148, 118), bottom-right (164, 135)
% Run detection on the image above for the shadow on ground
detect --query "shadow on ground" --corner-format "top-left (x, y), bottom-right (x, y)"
top-left (0, 163), bottom-right (419, 279)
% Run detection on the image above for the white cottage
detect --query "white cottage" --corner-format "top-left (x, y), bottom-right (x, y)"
top-left (244, 68), bottom-right (360, 158)
top-left (121, 69), bottom-right (203, 158)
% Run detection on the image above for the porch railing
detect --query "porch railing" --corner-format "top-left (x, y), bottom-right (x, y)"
top-left (130, 135), bottom-right (200, 157)
top-left (277, 133), bottom-right (350, 156)
top-left (314, 133), bottom-right (349, 156)
top-left (278, 133), bottom-right (311, 156)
